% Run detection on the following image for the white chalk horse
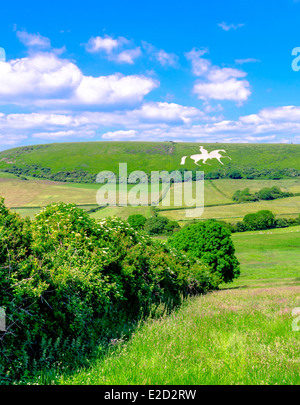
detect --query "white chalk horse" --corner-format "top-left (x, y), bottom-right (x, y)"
top-left (180, 146), bottom-right (231, 166)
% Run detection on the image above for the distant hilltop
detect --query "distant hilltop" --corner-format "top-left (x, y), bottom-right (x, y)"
top-left (0, 141), bottom-right (299, 183)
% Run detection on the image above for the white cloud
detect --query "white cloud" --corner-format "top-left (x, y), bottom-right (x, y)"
top-left (207, 67), bottom-right (247, 82)
top-left (142, 41), bottom-right (179, 67)
top-left (194, 78), bottom-right (251, 102)
top-left (155, 49), bottom-right (178, 67)
top-left (85, 35), bottom-right (141, 64)
top-left (0, 53), bottom-right (158, 107)
top-left (73, 73), bottom-right (158, 106)
top-left (85, 35), bottom-right (127, 54)
top-left (102, 129), bottom-right (137, 140)
top-left (0, 53), bottom-right (81, 103)
top-left (16, 30), bottom-right (51, 48)
top-left (218, 22), bottom-right (245, 31)
top-left (186, 48), bottom-right (251, 103)
top-left (1, 103), bottom-right (300, 144)
top-left (131, 102), bottom-right (204, 124)
top-left (109, 47), bottom-right (142, 64)
top-left (32, 129), bottom-right (96, 139)
top-left (185, 48), bottom-right (210, 76)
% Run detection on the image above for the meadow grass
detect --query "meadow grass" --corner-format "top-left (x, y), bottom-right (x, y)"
top-left (57, 286), bottom-right (300, 385)
top-left (0, 173), bottom-right (20, 179)
top-left (211, 178), bottom-right (300, 196)
top-left (1, 142), bottom-right (300, 175)
top-left (226, 226), bottom-right (300, 288)
top-left (161, 195), bottom-right (300, 223)
top-left (2, 177), bottom-right (299, 222)
top-left (0, 178), bottom-right (164, 211)
top-left (49, 225), bottom-right (300, 386)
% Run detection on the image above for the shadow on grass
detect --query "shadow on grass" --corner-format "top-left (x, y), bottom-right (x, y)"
top-left (16, 300), bottom-right (185, 385)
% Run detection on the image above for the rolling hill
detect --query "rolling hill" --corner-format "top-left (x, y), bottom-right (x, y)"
top-left (0, 141), bottom-right (299, 181)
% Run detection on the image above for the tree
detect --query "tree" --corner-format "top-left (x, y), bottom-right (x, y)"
top-left (243, 210), bottom-right (275, 230)
top-left (228, 169), bottom-right (242, 179)
top-left (127, 214), bottom-right (147, 230)
top-left (144, 216), bottom-right (169, 235)
top-left (168, 220), bottom-right (240, 283)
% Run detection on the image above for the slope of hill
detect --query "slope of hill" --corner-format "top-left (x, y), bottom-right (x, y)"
top-left (0, 141), bottom-right (299, 181)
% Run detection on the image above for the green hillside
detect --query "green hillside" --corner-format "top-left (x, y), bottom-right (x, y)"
top-left (0, 141), bottom-right (299, 181)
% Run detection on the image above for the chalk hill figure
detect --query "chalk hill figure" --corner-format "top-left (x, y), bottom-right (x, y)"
top-left (180, 146), bottom-right (231, 166)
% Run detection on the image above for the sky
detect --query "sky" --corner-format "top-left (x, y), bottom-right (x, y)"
top-left (1, 0), bottom-right (300, 150)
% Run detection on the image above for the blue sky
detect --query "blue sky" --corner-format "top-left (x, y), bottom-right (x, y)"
top-left (1, 0), bottom-right (300, 150)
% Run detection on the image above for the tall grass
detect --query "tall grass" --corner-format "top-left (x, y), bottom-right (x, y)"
top-left (57, 286), bottom-right (300, 385)
top-left (39, 226), bottom-right (300, 386)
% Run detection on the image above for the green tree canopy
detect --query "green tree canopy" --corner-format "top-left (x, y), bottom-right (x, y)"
top-left (168, 219), bottom-right (240, 283)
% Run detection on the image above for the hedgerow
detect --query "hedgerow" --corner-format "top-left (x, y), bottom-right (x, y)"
top-left (0, 200), bottom-right (218, 383)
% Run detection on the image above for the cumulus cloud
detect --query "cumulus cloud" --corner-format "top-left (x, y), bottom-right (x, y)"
top-left (73, 73), bottom-right (158, 107)
top-left (185, 48), bottom-right (210, 76)
top-left (0, 102), bottom-right (205, 138)
top-left (186, 48), bottom-right (251, 103)
top-left (0, 53), bottom-right (82, 104)
top-left (0, 53), bottom-right (158, 107)
top-left (85, 34), bottom-right (141, 64)
top-left (85, 35), bottom-right (128, 54)
top-left (130, 102), bottom-right (205, 124)
top-left (194, 78), bottom-right (250, 102)
top-left (1, 104), bottom-right (300, 144)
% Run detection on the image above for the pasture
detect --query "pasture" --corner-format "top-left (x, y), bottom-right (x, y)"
top-left (2, 177), bottom-right (300, 223)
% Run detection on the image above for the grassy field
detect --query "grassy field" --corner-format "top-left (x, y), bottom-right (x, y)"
top-left (1, 141), bottom-right (300, 176)
top-left (161, 195), bottom-right (300, 223)
top-left (34, 225), bottom-right (300, 386)
top-left (158, 178), bottom-right (300, 211)
top-left (227, 226), bottom-right (300, 288)
top-left (1, 177), bottom-right (300, 223)
top-left (0, 178), bottom-right (166, 208)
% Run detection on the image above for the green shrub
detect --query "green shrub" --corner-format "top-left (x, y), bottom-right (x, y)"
top-left (233, 186), bottom-right (294, 203)
top-left (243, 210), bottom-right (275, 230)
top-left (164, 220), bottom-right (181, 235)
top-left (127, 214), bottom-right (147, 230)
top-left (256, 186), bottom-right (293, 200)
top-left (168, 219), bottom-right (240, 283)
top-left (232, 188), bottom-right (259, 203)
top-left (144, 216), bottom-right (180, 235)
top-left (144, 216), bottom-right (169, 235)
top-left (0, 201), bottom-right (216, 383)
top-left (274, 218), bottom-right (289, 228)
